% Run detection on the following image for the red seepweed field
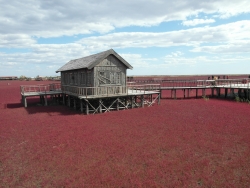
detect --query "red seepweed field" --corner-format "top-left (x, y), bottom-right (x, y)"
top-left (1, 80), bottom-right (250, 187)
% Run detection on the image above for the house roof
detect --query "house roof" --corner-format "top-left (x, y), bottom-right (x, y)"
top-left (56, 49), bottom-right (133, 73)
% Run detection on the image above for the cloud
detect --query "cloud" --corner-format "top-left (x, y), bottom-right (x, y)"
top-left (77, 20), bottom-right (250, 53)
top-left (0, 34), bottom-right (36, 48)
top-left (163, 52), bottom-right (250, 68)
top-left (191, 41), bottom-right (250, 54)
top-left (182, 19), bottom-right (215, 26)
top-left (0, 0), bottom-right (250, 37)
top-left (120, 53), bottom-right (158, 68)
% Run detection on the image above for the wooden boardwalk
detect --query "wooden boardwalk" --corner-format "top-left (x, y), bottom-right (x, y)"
top-left (20, 83), bottom-right (161, 114)
top-left (62, 85), bottom-right (161, 114)
top-left (21, 83), bottom-right (62, 107)
top-left (20, 78), bottom-right (250, 113)
top-left (129, 78), bottom-right (250, 99)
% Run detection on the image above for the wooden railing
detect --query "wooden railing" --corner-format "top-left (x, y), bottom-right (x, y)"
top-left (214, 79), bottom-right (250, 88)
top-left (62, 85), bottom-right (127, 98)
top-left (127, 79), bottom-right (250, 88)
top-left (62, 84), bottom-right (161, 98)
top-left (127, 84), bottom-right (161, 94)
top-left (20, 83), bottom-right (61, 94)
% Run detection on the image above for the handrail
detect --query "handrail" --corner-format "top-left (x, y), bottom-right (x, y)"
top-left (127, 78), bottom-right (250, 88)
top-left (61, 84), bottom-right (161, 98)
top-left (20, 83), bottom-right (61, 94)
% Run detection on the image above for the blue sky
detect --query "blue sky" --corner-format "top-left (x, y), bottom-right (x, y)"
top-left (0, 0), bottom-right (250, 77)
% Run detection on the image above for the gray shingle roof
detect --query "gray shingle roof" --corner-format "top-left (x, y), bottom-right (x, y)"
top-left (56, 49), bottom-right (133, 72)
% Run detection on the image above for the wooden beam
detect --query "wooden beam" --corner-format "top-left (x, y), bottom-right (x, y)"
top-left (44, 95), bottom-right (47, 106)
top-left (86, 100), bottom-right (89, 115)
top-left (99, 99), bottom-right (102, 113)
top-left (141, 95), bottom-right (144, 108)
top-left (74, 98), bottom-right (76, 110)
top-left (68, 95), bottom-right (70, 107)
top-left (63, 94), bottom-right (65, 105)
top-left (117, 98), bottom-right (119, 111)
top-left (24, 96), bottom-right (27, 107)
top-left (80, 99), bottom-right (83, 112)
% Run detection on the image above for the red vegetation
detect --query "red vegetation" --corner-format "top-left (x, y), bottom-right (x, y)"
top-left (1, 80), bottom-right (250, 187)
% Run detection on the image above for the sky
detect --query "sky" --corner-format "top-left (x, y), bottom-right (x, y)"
top-left (0, 0), bottom-right (250, 77)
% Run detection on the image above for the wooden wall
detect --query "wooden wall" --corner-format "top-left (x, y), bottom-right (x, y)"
top-left (94, 55), bottom-right (127, 87)
top-left (61, 68), bottom-right (94, 87)
top-left (60, 55), bottom-right (127, 91)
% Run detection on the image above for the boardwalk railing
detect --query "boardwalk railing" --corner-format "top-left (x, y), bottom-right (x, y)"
top-left (20, 83), bottom-right (61, 94)
top-left (62, 85), bottom-right (127, 98)
top-left (127, 84), bottom-right (161, 94)
top-left (215, 79), bottom-right (250, 88)
top-left (127, 79), bottom-right (250, 89)
top-left (62, 84), bottom-right (161, 98)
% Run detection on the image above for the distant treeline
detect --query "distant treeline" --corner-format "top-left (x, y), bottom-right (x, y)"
top-left (0, 76), bottom-right (18, 80)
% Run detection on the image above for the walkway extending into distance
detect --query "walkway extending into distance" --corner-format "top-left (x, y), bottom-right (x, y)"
top-left (20, 78), bottom-right (250, 107)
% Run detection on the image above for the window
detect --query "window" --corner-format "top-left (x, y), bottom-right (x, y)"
top-left (87, 71), bottom-right (91, 86)
top-left (61, 73), bottom-right (64, 84)
top-left (74, 72), bottom-right (78, 85)
top-left (64, 73), bottom-right (68, 84)
top-left (70, 73), bottom-right (73, 85)
top-left (116, 72), bottom-right (121, 84)
top-left (80, 72), bottom-right (86, 85)
top-left (110, 72), bottom-right (114, 84)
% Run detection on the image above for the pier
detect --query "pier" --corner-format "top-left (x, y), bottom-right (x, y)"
top-left (20, 78), bottom-right (250, 114)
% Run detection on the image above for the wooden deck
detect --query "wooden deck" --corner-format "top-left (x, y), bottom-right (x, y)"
top-left (20, 78), bottom-right (250, 112)
top-left (20, 83), bottom-right (62, 107)
top-left (129, 78), bottom-right (250, 99)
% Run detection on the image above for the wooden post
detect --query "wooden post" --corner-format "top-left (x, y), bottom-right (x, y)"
top-left (183, 89), bottom-right (186, 98)
top-left (141, 95), bottom-right (144, 108)
top-left (117, 98), bottom-right (119, 111)
top-left (24, 96), bottom-right (27, 107)
top-left (171, 89), bottom-right (173, 99)
top-left (68, 95), bottom-right (70, 107)
top-left (80, 100), bottom-right (83, 112)
top-left (63, 94), bottom-right (65, 105)
top-left (174, 89), bottom-right (176, 99)
top-left (244, 89), bottom-right (247, 99)
top-left (211, 88), bottom-right (214, 97)
top-left (74, 98), bottom-right (76, 110)
top-left (99, 99), bottom-right (102, 113)
top-left (202, 89), bottom-right (206, 97)
top-left (45, 95), bottom-right (47, 106)
top-left (158, 93), bottom-right (160, 105)
top-left (86, 100), bottom-right (89, 115)
top-left (225, 88), bottom-right (228, 98)
top-left (230, 89), bottom-right (234, 97)
top-left (131, 96), bottom-right (134, 108)
top-left (217, 88), bottom-right (221, 97)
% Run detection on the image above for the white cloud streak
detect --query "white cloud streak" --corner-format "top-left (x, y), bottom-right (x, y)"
top-left (0, 0), bottom-right (250, 37)
top-left (182, 19), bottom-right (215, 26)
top-left (77, 20), bottom-right (250, 54)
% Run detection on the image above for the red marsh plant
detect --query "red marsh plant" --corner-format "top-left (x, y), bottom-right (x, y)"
top-left (0, 81), bottom-right (250, 187)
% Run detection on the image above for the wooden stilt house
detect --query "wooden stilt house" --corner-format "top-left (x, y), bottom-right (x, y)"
top-left (56, 49), bottom-right (133, 96)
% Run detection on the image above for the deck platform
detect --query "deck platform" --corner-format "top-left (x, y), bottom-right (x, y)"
top-left (20, 83), bottom-right (62, 107)
top-left (20, 83), bottom-right (161, 114)
top-left (20, 78), bottom-right (250, 113)
top-left (62, 87), bottom-right (161, 114)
